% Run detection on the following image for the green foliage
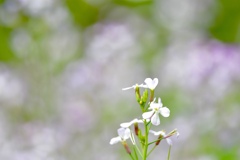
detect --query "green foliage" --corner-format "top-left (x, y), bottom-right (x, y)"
top-left (65, 0), bottom-right (99, 28)
top-left (209, 0), bottom-right (240, 43)
top-left (0, 26), bottom-right (17, 61)
top-left (113, 0), bottom-right (152, 7)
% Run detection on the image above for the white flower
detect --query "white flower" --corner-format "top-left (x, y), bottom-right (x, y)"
top-left (150, 129), bottom-right (179, 146)
top-left (120, 118), bottom-right (144, 128)
top-left (110, 128), bottom-right (131, 145)
top-left (150, 130), bottom-right (172, 145)
top-left (142, 98), bottom-right (170, 126)
top-left (122, 83), bottom-right (147, 91)
top-left (122, 78), bottom-right (158, 91)
top-left (144, 78), bottom-right (158, 90)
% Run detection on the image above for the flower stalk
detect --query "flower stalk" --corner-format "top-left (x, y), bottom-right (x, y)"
top-left (110, 78), bottom-right (179, 160)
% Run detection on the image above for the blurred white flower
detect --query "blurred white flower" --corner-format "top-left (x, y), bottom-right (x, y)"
top-left (110, 128), bottom-right (131, 145)
top-left (0, 68), bottom-right (26, 106)
top-left (142, 98), bottom-right (170, 126)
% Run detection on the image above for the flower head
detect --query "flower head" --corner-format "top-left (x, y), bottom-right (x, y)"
top-left (110, 128), bottom-right (131, 145)
top-left (144, 78), bottom-right (158, 90)
top-left (142, 98), bottom-right (170, 126)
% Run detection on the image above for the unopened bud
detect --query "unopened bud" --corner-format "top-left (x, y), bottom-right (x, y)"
top-left (135, 86), bottom-right (141, 102)
top-left (156, 134), bottom-right (164, 145)
top-left (141, 89), bottom-right (148, 103)
top-left (134, 123), bottom-right (139, 136)
top-left (122, 141), bottom-right (131, 154)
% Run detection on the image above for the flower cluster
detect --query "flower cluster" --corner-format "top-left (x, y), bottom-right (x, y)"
top-left (110, 78), bottom-right (179, 160)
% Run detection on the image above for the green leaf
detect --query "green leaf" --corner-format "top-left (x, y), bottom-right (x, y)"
top-left (0, 26), bottom-right (17, 61)
top-left (209, 0), bottom-right (240, 42)
top-left (65, 0), bottom-right (99, 28)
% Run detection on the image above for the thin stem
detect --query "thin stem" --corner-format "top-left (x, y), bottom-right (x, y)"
top-left (147, 145), bottom-right (157, 157)
top-left (134, 144), bottom-right (143, 158)
top-left (150, 90), bottom-right (154, 102)
top-left (130, 131), bottom-right (142, 158)
top-left (148, 137), bottom-right (164, 145)
top-left (167, 145), bottom-right (172, 160)
top-left (133, 147), bottom-right (139, 160)
top-left (129, 153), bottom-right (135, 160)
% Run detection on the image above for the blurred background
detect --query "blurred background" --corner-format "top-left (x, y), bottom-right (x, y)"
top-left (0, 0), bottom-right (240, 159)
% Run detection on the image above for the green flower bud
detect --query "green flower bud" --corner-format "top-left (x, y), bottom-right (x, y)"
top-left (141, 89), bottom-right (148, 103)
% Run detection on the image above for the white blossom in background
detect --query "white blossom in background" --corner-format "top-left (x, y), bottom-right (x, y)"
top-left (85, 23), bottom-right (138, 64)
top-left (161, 40), bottom-right (240, 98)
top-left (18, 0), bottom-right (55, 16)
top-left (0, 67), bottom-right (26, 106)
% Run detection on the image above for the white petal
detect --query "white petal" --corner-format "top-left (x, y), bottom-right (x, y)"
top-left (160, 107), bottom-right (170, 117)
top-left (120, 122), bottom-right (132, 128)
top-left (131, 118), bottom-right (144, 124)
top-left (118, 128), bottom-right (130, 140)
top-left (149, 130), bottom-right (157, 135)
top-left (142, 110), bottom-right (154, 119)
top-left (158, 97), bottom-right (162, 104)
top-left (149, 130), bottom-right (159, 136)
top-left (150, 130), bottom-right (166, 136)
top-left (144, 78), bottom-right (158, 90)
top-left (117, 128), bottom-right (126, 137)
top-left (166, 138), bottom-right (172, 146)
top-left (138, 84), bottom-right (148, 88)
top-left (120, 118), bottom-right (143, 128)
top-left (151, 113), bottom-right (160, 126)
top-left (149, 102), bottom-right (160, 110)
top-left (122, 86), bottom-right (134, 90)
top-left (110, 137), bottom-right (121, 145)
top-left (123, 128), bottom-right (131, 140)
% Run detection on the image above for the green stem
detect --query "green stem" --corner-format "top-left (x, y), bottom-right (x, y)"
top-left (150, 90), bottom-right (154, 102)
top-left (133, 147), bottom-right (139, 160)
top-left (129, 153), bottom-right (135, 160)
top-left (167, 145), bottom-right (172, 160)
top-left (142, 120), bottom-right (149, 160)
top-left (134, 144), bottom-right (143, 158)
top-left (148, 137), bottom-right (164, 145)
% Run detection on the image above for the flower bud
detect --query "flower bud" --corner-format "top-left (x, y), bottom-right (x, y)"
top-left (134, 122), bottom-right (139, 136)
top-left (121, 141), bottom-right (131, 154)
top-left (156, 134), bottom-right (164, 145)
top-left (141, 89), bottom-right (148, 103)
top-left (135, 86), bottom-right (141, 102)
